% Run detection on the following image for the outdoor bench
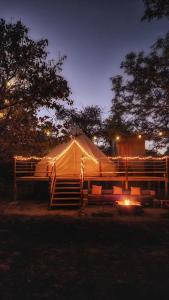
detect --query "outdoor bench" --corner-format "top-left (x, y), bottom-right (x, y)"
top-left (83, 189), bottom-right (155, 207)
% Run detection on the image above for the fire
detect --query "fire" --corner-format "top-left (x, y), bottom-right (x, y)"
top-left (124, 199), bottom-right (130, 206)
top-left (117, 198), bottom-right (141, 207)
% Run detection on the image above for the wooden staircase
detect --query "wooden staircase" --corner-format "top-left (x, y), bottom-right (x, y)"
top-left (50, 178), bottom-right (82, 208)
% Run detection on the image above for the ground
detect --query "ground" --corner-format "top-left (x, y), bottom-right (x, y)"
top-left (1, 201), bottom-right (169, 300)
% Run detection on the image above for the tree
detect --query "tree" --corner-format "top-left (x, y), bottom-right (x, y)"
top-left (109, 0), bottom-right (169, 152)
top-left (55, 105), bottom-right (103, 139)
top-left (142, 0), bottom-right (169, 20)
top-left (0, 19), bottom-right (71, 159)
top-left (110, 33), bottom-right (169, 149)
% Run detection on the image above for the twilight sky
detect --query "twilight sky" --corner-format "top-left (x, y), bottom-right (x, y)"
top-left (0, 0), bottom-right (168, 116)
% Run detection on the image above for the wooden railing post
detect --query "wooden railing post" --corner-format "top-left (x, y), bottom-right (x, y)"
top-left (80, 155), bottom-right (86, 215)
top-left (125, 157), bottom-right (128, 190)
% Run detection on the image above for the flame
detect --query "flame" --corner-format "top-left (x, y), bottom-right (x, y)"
top-left (117, 198), bottom-right (141, 206)
top-left (124, 199), bottom-right (130, 206)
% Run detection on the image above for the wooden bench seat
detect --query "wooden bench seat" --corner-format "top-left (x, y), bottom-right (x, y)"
top-left (84, 189), bottom-right (155, 206)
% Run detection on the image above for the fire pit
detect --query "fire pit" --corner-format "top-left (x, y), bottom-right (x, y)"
top-left (117, 198), bottom-right (143, 215)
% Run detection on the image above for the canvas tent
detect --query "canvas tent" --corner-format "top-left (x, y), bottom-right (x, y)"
top-left (35, 134), bottom-right (116, 177)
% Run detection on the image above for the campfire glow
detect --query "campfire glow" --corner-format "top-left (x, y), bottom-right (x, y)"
top-left (124, 199), bottom-right (130, 206)
top-left (117, 198), bottom-right (141, 206)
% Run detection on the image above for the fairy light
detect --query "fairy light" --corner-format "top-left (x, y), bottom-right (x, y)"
top-left (158, 131), bottom-right (163, 137)
top-left (109, 156), bottom-right (169, 160)
top-left (93, 136), bottom-right (97, 143)
top-left (14, 156), bottom-right (44, 161)
top-left (116, 136), bottom-right (120, 141)
top-left (0, 111), bottom-right (4, 119)
top-left (4, 99), bottom-right (10, 105)
top-left (45, 129), bottom-right (51, 137)
top-left (138, 134), bottom-right (142, 139)
top-left (7, 78), bottom-right (15, 88)
top-left (15, 154), bottom-right (169, 162)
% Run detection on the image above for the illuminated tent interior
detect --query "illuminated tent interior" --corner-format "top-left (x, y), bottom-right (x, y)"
top-left (35, 134), bottom-right (116, 177)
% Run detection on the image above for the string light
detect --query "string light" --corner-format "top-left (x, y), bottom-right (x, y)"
top-left (109, 156), bottom-right (169, 160)
top-left (158, 131), bottom-right (163, 137)
top-left (7, 78), bottom-right (15, 88)
top-left (4, 99), bottom-right (10, 105)
top-left (14, 156), bottom-right (44, 161)
top-left (15, 154), bottom-right (169, 162)
top-left (138, 134), bottom-right (142, 139)
top-left (45, 129), bottom-right (51, 137)
top-left (14, 139), bottom-right (99, 164)
top-left (116, 136), bottom-right (120, 141)
top-left (0, 111), bottom-right (4, 119)
top-left (93, 136), bottom-right (97, 143)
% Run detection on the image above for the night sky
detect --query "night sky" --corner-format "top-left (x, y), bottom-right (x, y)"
top-left (0, 0), bottom-right (168, 115)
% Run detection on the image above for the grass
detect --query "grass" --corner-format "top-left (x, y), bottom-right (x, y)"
top-left (0, 203), bottom-right (169, 299)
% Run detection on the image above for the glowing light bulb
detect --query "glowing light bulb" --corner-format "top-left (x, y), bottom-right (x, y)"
top-left (4, 99), bottom-right (10, 105)
top-left (116, 136), bottom-right (120, 141)
top-left (45, 130), bottom-right (51, 137)
top-left (0, 111), bottom-right (4, 119)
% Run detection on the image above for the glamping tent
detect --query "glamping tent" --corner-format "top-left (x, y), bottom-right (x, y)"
top-left (35, 134), bottom-right (116, 178)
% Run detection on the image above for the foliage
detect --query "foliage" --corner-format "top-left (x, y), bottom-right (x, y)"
top-left (0, 19), bottom-right (71, 159)
top-left (55, 105), bottom-right (103, 139)
top-left (111, 34), bottom-right (169, 145)
top-left (142, 0), bottom-right (169, 20)
top-left (110, 2), bottom-right (169, 151)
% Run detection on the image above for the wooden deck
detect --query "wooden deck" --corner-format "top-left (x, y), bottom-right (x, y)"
top-left (84, 176), bottom-right (168, 182)
top-left (16, 176), bottom-right (49, 182)
top-left (13, 156), bottom-right (169, 201)
top-left (15, 175), bottom-right (168, 183)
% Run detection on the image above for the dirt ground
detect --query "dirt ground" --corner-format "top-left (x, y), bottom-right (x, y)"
top-left (1, 201), bottom-right (169, 300)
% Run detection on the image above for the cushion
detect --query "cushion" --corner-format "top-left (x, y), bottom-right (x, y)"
top-left (141, 190), bottom-right (156, 196)
top-left (141, 190), bottom-right (150, 195)
top-left (92, 185), bottom-right (102, 195)
top-left (131, 187), bottom-right (141, 196)
top-left (150, 190), bottom-right (156, 196)
top-left (113, 186), bottom-right (123, 195)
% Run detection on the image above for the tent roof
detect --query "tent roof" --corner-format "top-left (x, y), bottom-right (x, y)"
top-left (44, 134), bottom-right (108, 163)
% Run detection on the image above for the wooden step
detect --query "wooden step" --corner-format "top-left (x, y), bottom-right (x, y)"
top-left (51, 203), bottom-right (80, 207)
top-left (56, 187), bottom-right (81, 190)
top-left (50, 178), bottom-right (82, 208)
top-left (53, 192), bottom-right (81, 195)
top-left (52, 197), bottom-right (81, 200)
top-left (55, 181), bottom-right (80, 184)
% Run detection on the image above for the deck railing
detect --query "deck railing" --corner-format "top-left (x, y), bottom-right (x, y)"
top-left (14, 157), bottom-right (42, 177)
top-left (14, 156), bottom-right (169, 180)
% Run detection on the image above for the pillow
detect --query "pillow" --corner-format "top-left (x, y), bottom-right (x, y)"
top-left (131, 187), bottom-right (141, 196)
top-left (150, 190), bottom-right (156, 196)
top-left (92, 185), bottom-right (102, 195)
top-left (113, 186), bottom-right (123, 195)
top-left (141, 190), bottom-right (150, 195)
